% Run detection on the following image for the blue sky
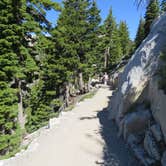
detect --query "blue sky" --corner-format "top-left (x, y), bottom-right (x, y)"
top-left (46, 0), bottom-right (147, 40)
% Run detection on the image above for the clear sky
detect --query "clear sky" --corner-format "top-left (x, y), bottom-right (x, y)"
top-left (46, 0), bottom-right (146, 40)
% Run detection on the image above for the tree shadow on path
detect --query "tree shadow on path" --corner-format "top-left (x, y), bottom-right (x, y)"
top-left (97, 103), bottom-right (141, 166)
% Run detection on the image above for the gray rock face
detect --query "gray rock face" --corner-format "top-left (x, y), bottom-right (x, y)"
top-left (148, 77), bottom-right (166, 143)
top-left (110, 72), bottom-right (119, 90)
top-left (109, 13), bottom-right (166, 125)
top-left (108, 13), bottom-right (166, 166)
top-left (150, 124), bottom-right (163, 142)
top-left (121, 109), bottom-right (151, 140)
top-left (127, 135), bottom-right (156, 166)
top-left (127, 134), bottom-right (142, 145)
top-left (162, 151), bottom-right (166, 166)
top-left (144, 130), bottom-right (161, 161)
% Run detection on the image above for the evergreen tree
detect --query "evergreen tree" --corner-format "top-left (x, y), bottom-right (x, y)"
top-left (26, 0), bottom-right (98, 132)
top-left (128, 40), bottom-right (135, 57)
top-left (52, 0), bottom-right (91, 93)
top-left (144, 0), bottom-right (160, 37)
top-left (0, 0), bottom-right (60, 153)
top-left (102, 8), bottom-right (122, 70)
top-left (0, 0), bottom-right (135, 156)
top-left (24, 2), bottom-right (61, 132)
top-left (110, 26), bottom-right (122, 67)
top-left (135, 18), bottom-right (145, 48)
top-left (161, 0), bottom-right (166, 13)
top-left (25, 36), bottom-right (62, 133)
top-left (118, 21), bottom-right (130, 56)
top-left (85, 0), bottom-right (101, 79)
top-left (96, 25), bottom-right (107, 72)
top-left (0, 0), bottom-right (31, 155)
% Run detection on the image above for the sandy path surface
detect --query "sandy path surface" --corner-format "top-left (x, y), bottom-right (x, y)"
top-left (1, 87), bottom-right (139, 166)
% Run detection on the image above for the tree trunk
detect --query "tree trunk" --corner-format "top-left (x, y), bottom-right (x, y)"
top-left (65, 83), bottom-right (70, 107)
top-left (17, 80), bottom-right (25, 129)
top-left (104, 47), bottom-right (110, 70)
top-left (87, 77), bottom-right (91, 92)
top-left (78, 72), bottom-right (84, 94)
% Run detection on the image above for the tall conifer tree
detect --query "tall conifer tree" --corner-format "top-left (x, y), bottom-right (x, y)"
top-left (85, 0), bottom-right (101, 79)
top-left (52, 0), bottom-right (90, 93)
top-left (103, 8), bottom-right (122, 70)
top-left (24, 1), bottom-right (61, 132)
top-left (0, 0), bottom-right (60, 152)
top-left (0, 0), bottom-right (28, 155)
top-left (118, 21), bottom-right (130, 56)
top-left (144, 0), bottom-right (160, 37)
top-left (135, 18), bottom-right (145, 48)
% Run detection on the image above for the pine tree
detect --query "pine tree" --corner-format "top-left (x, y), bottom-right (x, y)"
top-left (96, 25), bottom-right (107, 72)
top-left (118, 21), bottom-right (130, 56)
top-left (109, 26), bottom-right (122, 67)
top-left (135, 18), bottom-right (145, 48)
top-left (24, 2), bottom-right (61, 132)
top-left (26, 0), bottom-right (98, 132)
top-left (144, 0), bottom-right (160, 37)
top-left (161, 0), bottom-right (166, 13)
top-left (0, 0), bottom-right (60, 152)
top-left (52, 0), bottom-right (91, 94)
top-left (128, 40), bottom-right (135, 57)
top-left (25, 36), bottom-right (60, 133)
top-left (0, 0), bottom-right (26, 155)
top-left (102, 8), bottom-right (122, 70)
top-left (85, 0), bottom-right (101, 80)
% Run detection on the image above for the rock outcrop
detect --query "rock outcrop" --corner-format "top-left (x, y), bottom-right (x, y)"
top-left (109, 13), bottom-right (166, 166)
top-left (144, 130), bottom-right (161, 161)
top-left (150, 124), bottom-right (163, 143)
top-left (109, 13), bottom-right (166, 125)
top-left (120, 107), bottom-right (151, 140)
top-left (162, 151), bottom-right (166, 166)
top-left (148, 76), bottom-right (166, 142)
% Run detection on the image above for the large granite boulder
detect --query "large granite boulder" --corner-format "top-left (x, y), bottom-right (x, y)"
top-left (110, 72), bottom-right (120, 90)
top-left (109, 13), bottom-right (166, 126)
top-left (121, 108), bottom-right (151, 139)
top-left (150, 124), bottom-right (163, 143)
top-left (144, 130), bottom-right (161, 161)
top-left (127, 135), bottom-right (156, 166)
top-left (148, 77), bottom-right (166, 143)
top-left (162, 151), bottom-right (166, 166)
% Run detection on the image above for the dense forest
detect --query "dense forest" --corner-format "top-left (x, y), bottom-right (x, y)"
top-left (0, 0), bottom-right (165, 158)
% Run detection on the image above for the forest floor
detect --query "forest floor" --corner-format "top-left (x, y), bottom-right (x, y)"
top-left (0, 86), bottom-right (140, 166)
